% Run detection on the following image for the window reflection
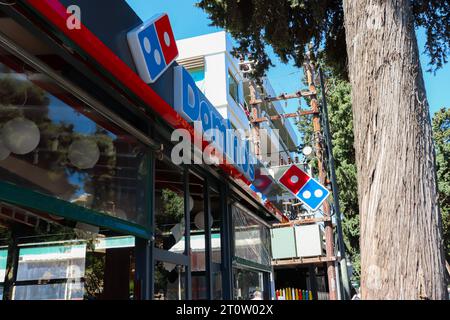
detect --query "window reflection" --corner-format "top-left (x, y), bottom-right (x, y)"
top-left (0, 52), bottom-right (148, 225)
top-left (210, 186), bottom-right (223, 299)
top-left (154, 159), bottom-right (185, 251)
top-left (232, 205), bottom-right (271, 266)
top-left (189, 172), bottom-right (207, 300)
top-left (154, 261), bottom-right (185, 300)
top-left (233, 268), bottom-right (264, 300)
top-left (12, 237), bottom-right (136, 300)
top-left (0, 201), bottom-right (136, 300)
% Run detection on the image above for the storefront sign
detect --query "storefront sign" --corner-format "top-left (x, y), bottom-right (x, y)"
top-left (127, 14), bottom-right (178, 83)
top-left (174, 66), bottom-right (255, 182)
top-left (22, 0), bottom-right (285, 221)
top-left (278, 164), bottom-right (330, 211)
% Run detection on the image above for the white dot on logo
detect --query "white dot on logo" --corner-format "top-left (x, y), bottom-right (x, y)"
top-left (290, 175), bottom-right (299, 183)
top-left (164, 32), bottom-right (171, 47)
top-left (143, 37), bottom-right (151, 54)
top-left (154, 50), bottom-right (162, 65)
top-left (314, 189), bottom-right (324, 198)
top-left (303, 191), bottom-right (311, 199)
top-left (204, 113), bottom-right (209, 124)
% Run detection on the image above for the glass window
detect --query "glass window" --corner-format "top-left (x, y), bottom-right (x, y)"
top-left (233, 268), bottom-right (265, 300)
top-left (232, 205), bottom-right (271, 266)
top-left (14, 243), bottom-right (86, 300)
top-left (228, 71), bottom-right (240, 105)
top-left (0, 200), bottom-right (136, 300)
top-left (154, 159), bottom-right (185, 252)
top-left (154, 261), bottom-right (185, 300)
top-left (0, 50), bottom-right (149, 226)
top-left (16, 244), bottom-right (86, 282)
top-left (210, 187), bottom-right (222, 265)
top-left (0, 247), bottom-right (6, 299)
top-left (210, 186), bottom-right (223, 299)
top-left (188, 67), bottom-right (205, 83)
top-left (14, 282), bottom-right (84, 300)
top-left (188, 172), bottom-right (207, 300)
top-left (0, 248), bottom-right (6, 282)
top-left (9, 234), bottom-right (135, 300)
top-left (83, 238), bottom-right (135, 300)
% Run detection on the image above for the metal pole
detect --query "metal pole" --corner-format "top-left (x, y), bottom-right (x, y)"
top-left (304, 61), bottom-right (338, 300)
top-left (184, 168), bottom-right (192, 300)
top-left (204, 178), bottom-right (213, 299)
top-left (318, 67), bottom-right (352, 300)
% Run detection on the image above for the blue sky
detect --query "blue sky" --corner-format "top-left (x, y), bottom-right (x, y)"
top-left (126, 0), bottom-right (449, 119)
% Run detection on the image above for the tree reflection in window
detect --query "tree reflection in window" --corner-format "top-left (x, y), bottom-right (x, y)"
top-left (0, 57), bottom-right (148, 225)
top-left (154, 160), bottom-right (185, 251)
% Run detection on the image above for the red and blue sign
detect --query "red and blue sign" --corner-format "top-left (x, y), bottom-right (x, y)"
top-left (127, 14), bottom-right (178, 83)
top-left (279, 165), bottom-right (330, 211)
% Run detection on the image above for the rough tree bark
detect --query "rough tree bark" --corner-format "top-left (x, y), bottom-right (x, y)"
top-left (343, 0), bottom-right (448, 299)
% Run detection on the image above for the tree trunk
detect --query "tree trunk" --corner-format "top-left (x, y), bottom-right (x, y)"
top-left (343, 0), bottom-right (448, 299)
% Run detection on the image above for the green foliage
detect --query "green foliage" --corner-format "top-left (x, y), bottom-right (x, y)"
top-left (432, 107), bottom-right (450, 259)
top-left (162, 189), bottom-right (185, 221)
top-left (197, 0), bottom-right (450, 78)
top-left (155, 189), bottom-right (185, 235)
top-left (84, 251), bottom-right (105, 299)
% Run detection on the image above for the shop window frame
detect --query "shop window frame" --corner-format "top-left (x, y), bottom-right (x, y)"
top-left (0, 181), bottom-right (152, 239)
top-left (230, 203), bottom-right (272, 268)
top-left (11, 241), bottom-right (86, 300)
top-left (229, 201), bottom-right (273, 300)
top-left (0, 33), bottom-right (155, 240)
top-left (151, 151), bottom-right (191, 299)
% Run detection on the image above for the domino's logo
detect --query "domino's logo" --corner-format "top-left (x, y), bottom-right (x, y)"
top-left (173, 66), bottom-right (256, 183)
top-left (279, 165), bottom-right (330, 211)
top-left (296, 179), bottom-right (329, 211)
top-left (128, 14), bottom-right (178, 83)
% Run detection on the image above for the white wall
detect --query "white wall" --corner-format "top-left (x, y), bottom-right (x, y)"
top-left (176, 32), bottom-right (250, 132)
top-left (176, 31), bottom-right (227, 60)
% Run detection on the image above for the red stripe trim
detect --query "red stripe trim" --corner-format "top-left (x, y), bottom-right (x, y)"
top-left (23, 0), bottom-right (286, 221)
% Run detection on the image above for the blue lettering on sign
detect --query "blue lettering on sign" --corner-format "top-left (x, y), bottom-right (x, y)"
top-left (200, 100), bottom-right (212, 132)
top-left (174, 66), bottom-right (255, 182)
top-left (136, 24), bottom-right (166, 81)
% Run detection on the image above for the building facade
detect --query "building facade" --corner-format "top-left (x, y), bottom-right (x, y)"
top-left (0, 0), bottom-right (293, 300)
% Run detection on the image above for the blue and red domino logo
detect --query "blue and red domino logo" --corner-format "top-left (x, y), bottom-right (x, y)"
top-left (128, 14), bottom-right (178, 83)
top-left (278, 165), bottom-right (330, 211)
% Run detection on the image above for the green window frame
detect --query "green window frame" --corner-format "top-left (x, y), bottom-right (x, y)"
top-left (0, 178), bottom-right (152, 239)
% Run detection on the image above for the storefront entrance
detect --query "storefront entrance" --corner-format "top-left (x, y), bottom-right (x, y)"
top-left (153, 160), bottom-right (226, 300)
